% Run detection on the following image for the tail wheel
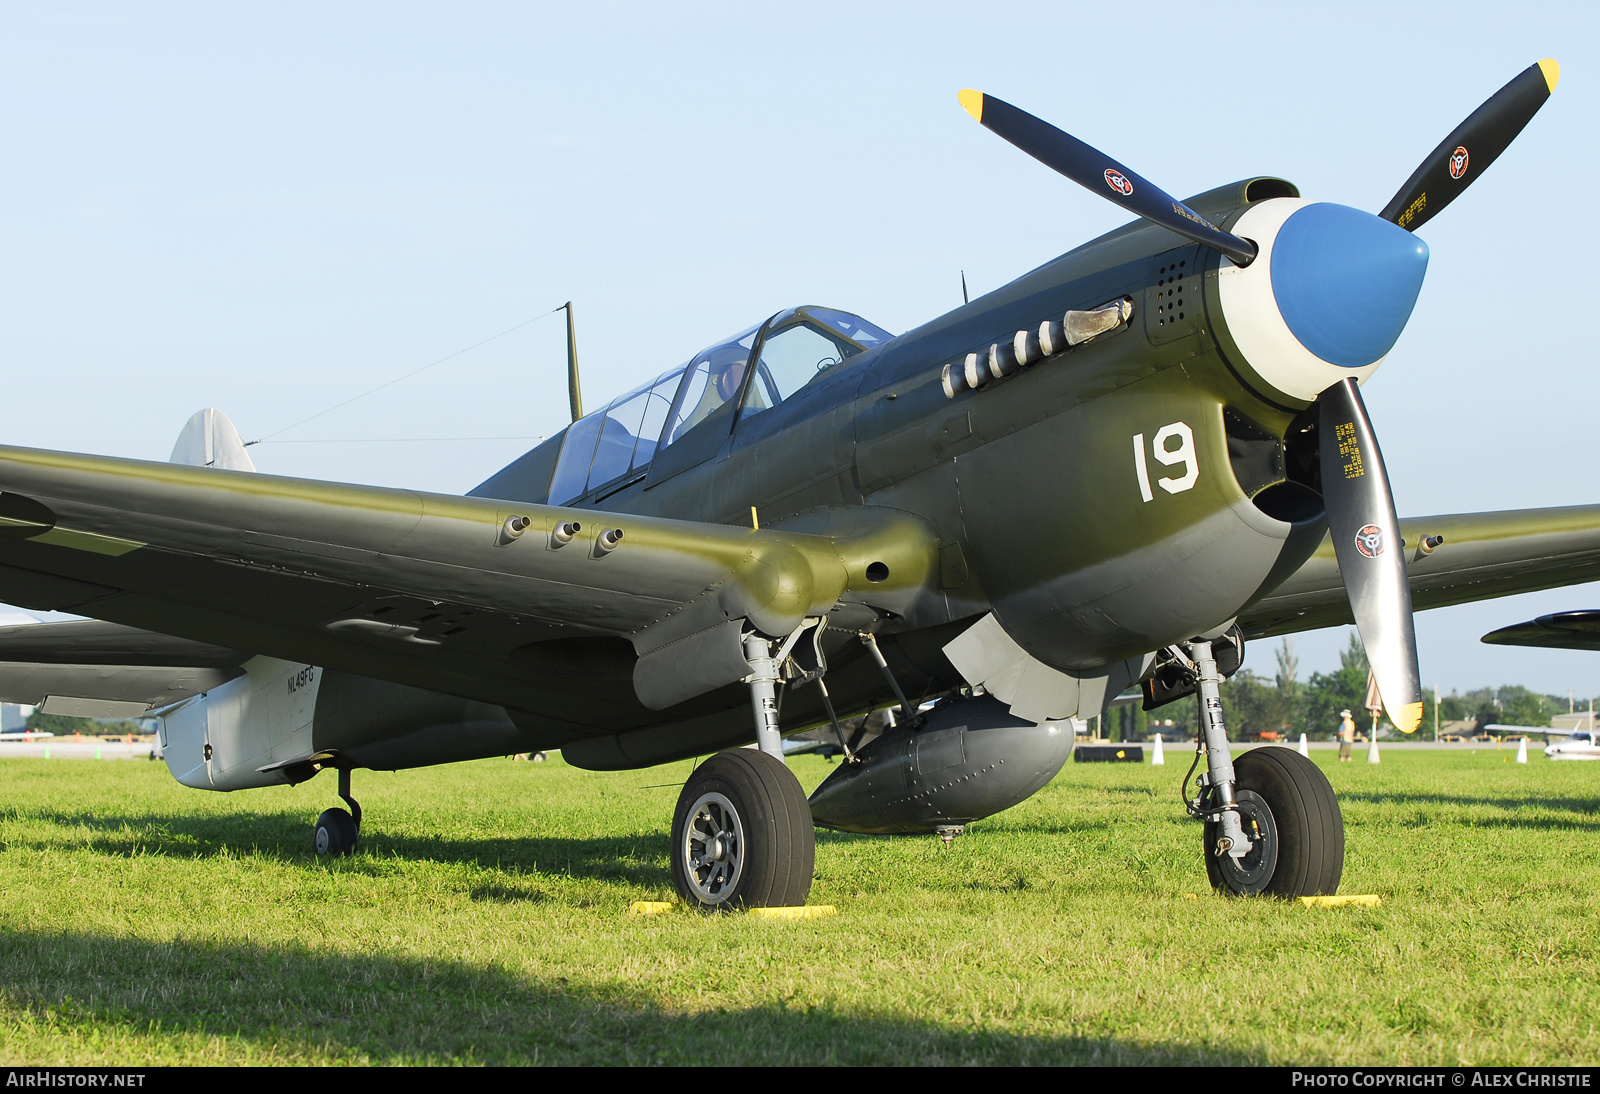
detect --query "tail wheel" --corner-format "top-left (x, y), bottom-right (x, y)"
top-left (1205, 747), bottom-right (1343, 898)
top-left (671, 749), bottom-right (815, 909)
top-left (314, 807), bottom-right (359, 857)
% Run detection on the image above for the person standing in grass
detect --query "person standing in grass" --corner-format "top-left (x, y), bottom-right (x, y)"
top-left (1338, 709), bottom-right (1355, 762)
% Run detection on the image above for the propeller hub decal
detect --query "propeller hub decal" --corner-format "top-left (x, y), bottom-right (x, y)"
top-left (1449, 145), bottom-right (1469, 180)
top-left (1103, 169), bottom-right (1133, 196)
top-left (1354, 524), bottom-right (1385, 558)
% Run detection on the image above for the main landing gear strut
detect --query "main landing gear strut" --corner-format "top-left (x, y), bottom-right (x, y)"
top-left (1171, 637), bottom-right (1344, 898)
top-left (313, 767), bottom-right (362, 858)
top-left (669, 631), bottom-right (816, 909)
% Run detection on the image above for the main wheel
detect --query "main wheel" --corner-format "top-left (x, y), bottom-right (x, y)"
top-left (1204, 747), bottom-right (1342, 898)
top-left (670, 749), bottom-right (815, 909)
top-left (314, 807), bottom-right (359, 857)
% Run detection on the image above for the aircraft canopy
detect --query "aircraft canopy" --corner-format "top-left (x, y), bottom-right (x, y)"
top-left (548, 306), bottom-right (891, 505)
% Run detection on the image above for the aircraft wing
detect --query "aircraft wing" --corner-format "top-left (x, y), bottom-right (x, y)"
top-left (0, 445), bottom-right (935, 728)
top-left (1240, 505), bottom-right (1600, 638)
top-left (1483, 723), bottom-right (1580, 738)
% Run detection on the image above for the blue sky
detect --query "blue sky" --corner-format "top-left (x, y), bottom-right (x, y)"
top-left (0, 1), bottom-right (1595, 696)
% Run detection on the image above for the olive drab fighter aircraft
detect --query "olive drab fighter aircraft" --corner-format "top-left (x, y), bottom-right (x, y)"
top-left (0, 59), bottom-right (1588, 908)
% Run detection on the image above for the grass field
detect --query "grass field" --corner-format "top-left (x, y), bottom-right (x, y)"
top-left (1, 746), bottom-right (1597, 1065)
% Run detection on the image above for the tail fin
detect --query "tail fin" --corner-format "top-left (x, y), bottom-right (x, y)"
top-left (169, 409), bottom-right (255, 473)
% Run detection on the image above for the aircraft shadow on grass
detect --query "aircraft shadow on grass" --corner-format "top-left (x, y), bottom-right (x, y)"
top-left (0, 929), bottom-right (1265, 1065)
top-left (22, 803), bottom-right (1243, 874)
top-left (20, 808), bottom-right (675, 886)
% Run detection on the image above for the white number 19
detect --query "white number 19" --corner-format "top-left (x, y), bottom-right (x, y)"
top-left (1133, 422), bottom-right (1198, 503)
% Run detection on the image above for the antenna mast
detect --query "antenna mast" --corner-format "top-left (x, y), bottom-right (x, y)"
top-left (564, 301), bottom-right (583, 422)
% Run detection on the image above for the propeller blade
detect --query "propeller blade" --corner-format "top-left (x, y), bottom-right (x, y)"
top-left (958, 90), bottom-right (1257, 267)
top-left (1379, 59), bottom-right (1559, 232)
top-left (1318, 378), bottom-right (1423, 734)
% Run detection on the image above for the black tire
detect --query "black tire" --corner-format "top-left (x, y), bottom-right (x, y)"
top-left (1204, 747), bottom-right (1343, 898)
top-left (670, 749), bottom-right (815, 909)
top-left (314, 807), bottom-right (359, 857)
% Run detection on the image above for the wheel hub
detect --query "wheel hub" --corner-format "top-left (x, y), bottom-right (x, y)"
top-left (1212, 789), bottom-right (1279, 895)
top-left (682, 791), bottom-right (746, 904)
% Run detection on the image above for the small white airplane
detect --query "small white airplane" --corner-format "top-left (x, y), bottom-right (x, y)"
top-left (1544, 729), bottom-right (1600, 761)
top-left (1484, 723), bottom-right (1600, 761)
top-left (1482, 611), bottom-right (1600, 759)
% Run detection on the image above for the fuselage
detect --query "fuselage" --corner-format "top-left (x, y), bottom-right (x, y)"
top-left (181, 176), bottom-right (1429, 782)
top-left (1546, 731), bottom-right (1600, 760)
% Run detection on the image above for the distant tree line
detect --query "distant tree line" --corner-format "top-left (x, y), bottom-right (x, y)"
top-left (1099, 633), bottom-right (1576, 742)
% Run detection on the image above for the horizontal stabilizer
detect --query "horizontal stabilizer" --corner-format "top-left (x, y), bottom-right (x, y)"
top-left (0, 620), bottom-right (247, 666)
top-left (39, 695), bottom-right (155, 718)
top-left (0, 662), bottom-right (244, 710)
top-left (0, 620), bottom-right (248, 710)
top-left (1481, 609), bottom-right (1600, 652)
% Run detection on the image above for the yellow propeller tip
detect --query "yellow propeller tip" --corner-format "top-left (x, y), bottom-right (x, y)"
top-left (958, 89), bottom-right (984, 122)
top-left (1392, 701), bottom-right (1424, 735)
top-left (1539, 58), bottom-right (1560, 93)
